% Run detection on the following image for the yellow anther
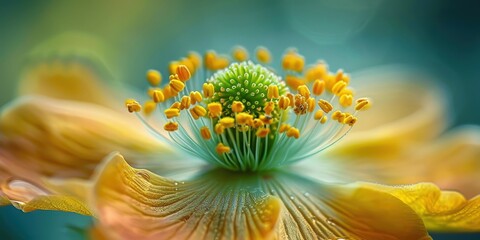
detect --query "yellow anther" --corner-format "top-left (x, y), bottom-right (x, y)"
top-left (278, 96), bottom-right (290, 110)
top-left (203, 83), bottom-right (215, 98)
top-left (318, 99), bottom-right (333, 113)
top-left (180, 58), bottom-right (195, 75)
top-left (339, 94), bottom-right (353, 107)
top-left (314, 110), bottom-right (324, 120)
top-left (163, 85), bottom-right (173, 99)
top-left (267, 85), bottom-right (279, 99)
top-left (264, 101), bottom-right (275, 115)
top-left (307, 97), bottom-right (315, 112)
top-left (170, 102), bottom-right (181, 109)
top-left (187, 51), bottom-right (201, 69)
top-left (169, 61), bottom-right (180, 75)
top-left (332, 81), bottom-right (347, 95)
top-left (215, 123), bottom-right (225, 134)
top-left (279, 123), bottom-right (291, 133)
top-left (125, 99), bottom-right (142, 113)
top-left (297, 85), bottom-right (310, 98)
top-left (164, 121), bottom-right (179, 132)
top-left (338, 113), bottom-right (346, 123)
top-left (285, 75), bottom-right (306, 90)
top-left (207, 102), bottom-right (222, 118)
top-left (169, 79), bottom-right (185, 93)
top-left (169, 74), bottom-right (179, 80)
top-left (312, 79), bottom-right (326, 96)
top-left (256, 47), bottom-right (271, 64)
top-left (180, 96), bottom-right (191, 110)
top-left (320, 116), bottom-right (328, 124)
top-left (331, 110), bottom-right (344, 121)
top-left (259, 115), bottom-right (273, 125)
top-left (190, 91), bottom-right (203, 104)
top-left (231, 101), bottom-right (245, 113)
top-left (344, 115), bottom-right (357, 126)
top-left (216, 143), bottom-right (231, 155)
top-left (335, 69), bottom-right (344, 82)
top-left (232, 46), bottom-right (249, 62)
top-left (236, 112), bottom-right (253, 125)
top-left (282, 51), bottom-right (305, 72)
top-left (252, 119), bottom-right (264, 128)
top-left (355, 98), bottom-right (371, 111)
top-left (305, 61), bottom-right (328, 82)
top-left (165, 108), bottom-right (180, 119)
top-left (286, 93), bottom-right (295, 107)
top-left (256, 127), bottom-right (270, 138)
top-left (143, 100), bottom-right (156, 116)
top-left (205, 51), bottom-right (217, 70)
top-left (219, 117), bottom-right (235, 128)
top-left (152, 90), bottom-right (165, 103)
top-left (190, 105), bottom-right (207, 120)
top-left (176, 65), bottom-right (191, 82)
top-left (213, 56), bottom-right (229, 70)
top-left (200, 126), bottom-right (212, 140)
top-left (146, 70), bottom-right (162, 86)
top-left (340, 87), bottom-right (355, 96)
top-left (286, 127), bottom-right (300, 139)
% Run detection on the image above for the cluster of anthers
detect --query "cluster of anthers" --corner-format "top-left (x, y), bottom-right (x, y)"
top-left (125, 46), bottom-right (371, 171)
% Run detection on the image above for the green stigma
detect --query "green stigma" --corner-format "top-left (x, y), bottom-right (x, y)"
top-left (207, 61), bottom-right (286, 117)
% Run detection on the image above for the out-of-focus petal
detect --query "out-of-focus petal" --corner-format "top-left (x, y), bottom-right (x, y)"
top-left (328, 66), bottom-right (448, 159)
top-left (362, 182), bottom-right (480, 232)
top-left (396, 126), bottom-right (480, 198)
top-left (0, 96), bottom-right (166, 179)
top-left (18, 33), bottom-right (119, 108)
top-left (91, 153), bottom-right (431, 240)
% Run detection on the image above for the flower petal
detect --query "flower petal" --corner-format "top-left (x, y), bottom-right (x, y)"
top-left (0, 178), bottom-right (92, 215)
top-left (0, 96), bottom-right (166, 179)
top-left (92, 153), bottom-right (281, 240)
top-left (329, 66), bottom-right (448, 159)
top-left (18, 33), bottom-right (118, 108)
top-left (91, 153), bottom-right (431, 240)
top-left (362, 182), bottom-right (480, 232)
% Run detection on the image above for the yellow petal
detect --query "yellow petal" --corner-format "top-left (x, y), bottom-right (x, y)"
top-left (92, 153), bottom-right (281, 240)
top-left (329, 67), bottom-right (448, 159)
top-left (0, 96), bottom-right (166, 179)
top-left (362, 182), bottom-right (480, 232)
top-left (18, 33), bottom-right (118, 108)
top-left (0, 178), bottom-right (91, 215)
top-left (91, 153), bottom-right (430, 239)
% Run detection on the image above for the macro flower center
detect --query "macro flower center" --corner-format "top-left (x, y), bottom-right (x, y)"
top-left (126, 47), bottom-right (370, 172)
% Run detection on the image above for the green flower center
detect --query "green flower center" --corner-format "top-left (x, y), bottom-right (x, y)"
top-left (207, 61), bottom-right (286, 117)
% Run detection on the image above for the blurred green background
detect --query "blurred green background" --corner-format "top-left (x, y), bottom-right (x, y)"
top-left (0, 0), bottom-right (479, 239)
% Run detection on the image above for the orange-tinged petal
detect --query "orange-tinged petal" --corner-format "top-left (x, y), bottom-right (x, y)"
top-left (0, 96), bottom-right (166, 179)
top-left (91, 154), bottom-right (430, 240)
top-left (362, 182), bottom-right (480, 232)
top-left (92, 153), bottom-right (281, 240)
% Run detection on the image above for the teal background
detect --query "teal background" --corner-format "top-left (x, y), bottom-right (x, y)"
top-left (1, 0), bottom-right (479, 239)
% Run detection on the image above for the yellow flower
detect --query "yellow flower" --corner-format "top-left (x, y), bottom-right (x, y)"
top-left (0, 46), bottom-right (479, 239)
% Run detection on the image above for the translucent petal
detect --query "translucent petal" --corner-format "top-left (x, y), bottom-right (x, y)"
top-left (362, 182), bottom-right (480, 232)
top-left (18, 32), bottom-right (119, 108)
top-left (91, 153), bottom-right (431, 240)
top-left (329, 66), bottom-right (448, 159)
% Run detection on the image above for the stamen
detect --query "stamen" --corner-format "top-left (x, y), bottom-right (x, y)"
top-left (146, 70), bottom-right (162, 86)
top-left (125, 99), bottom-right (141, 113)
top-left (176, 65), bottom-right (191, 82)
top-left (200, 126), bottom-right (212, 140)
top-left (127, 47), bottom-right (371, 171)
